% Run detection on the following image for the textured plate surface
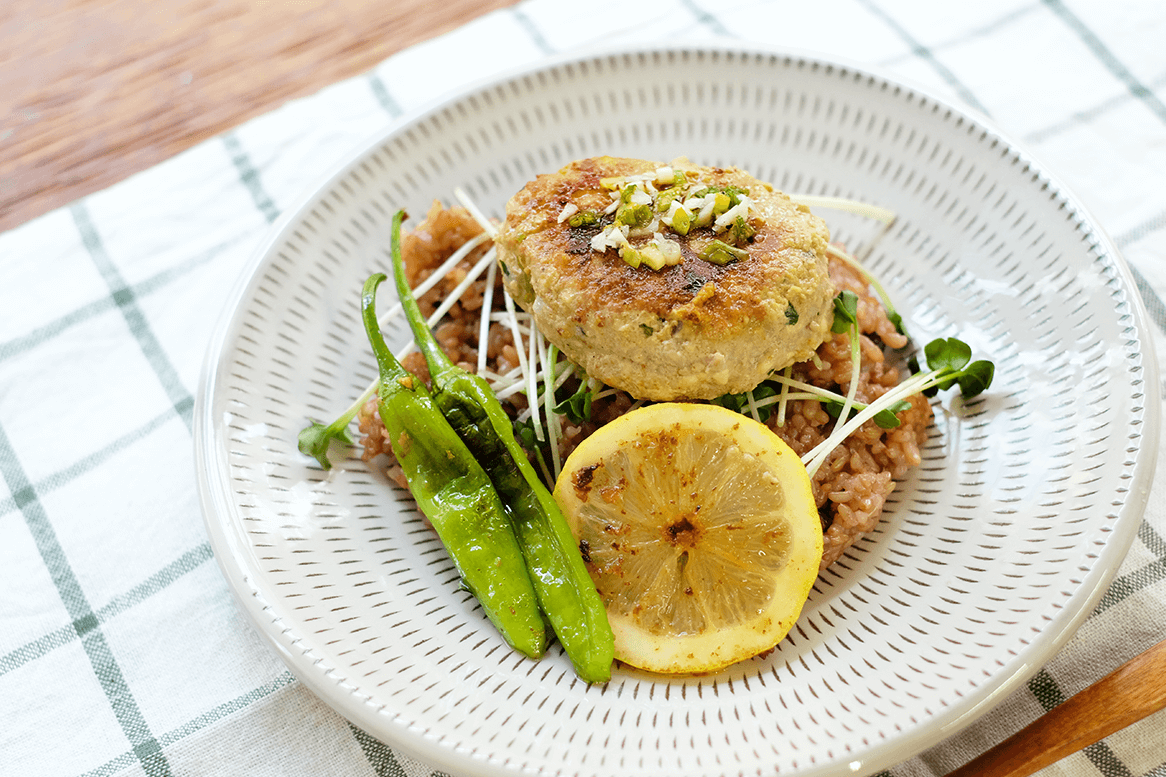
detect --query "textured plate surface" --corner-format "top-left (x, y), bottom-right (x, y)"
top-left (195, 43), bottom-right (1159, 777)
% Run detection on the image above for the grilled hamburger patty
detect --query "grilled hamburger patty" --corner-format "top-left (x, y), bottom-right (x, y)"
top-left (494, 157), bottom-right (836, 400)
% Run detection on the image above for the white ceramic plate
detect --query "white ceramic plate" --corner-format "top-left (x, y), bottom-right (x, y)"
top-left (195, 43), bottom-right (1159, 777)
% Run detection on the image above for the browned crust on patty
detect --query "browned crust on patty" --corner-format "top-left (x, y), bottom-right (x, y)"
top-left (497, 157), bottom-right (828, 332)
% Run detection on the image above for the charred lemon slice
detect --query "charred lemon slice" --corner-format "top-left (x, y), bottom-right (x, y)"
top-left (553, 402), bottom-right (822, 675)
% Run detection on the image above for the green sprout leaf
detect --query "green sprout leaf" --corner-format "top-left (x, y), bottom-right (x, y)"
top-left (957, 360), bottom-right (995, 398)
top-left (912, 338), bottom-right (994, 399)
top-left (553, 381), bottom-right (594, 425)
top-left (831, 290), bottom-right (859, 334)
top-left (710, 391), bottom-right (748, 415)
top-left (749, 385), bottom-right (778, 423)
top-left (923, 337), bottom-right (972, 373)
top-left (874, 399), bottom-right (913, 428)
top-left (297, 419), bottom-right (357, 470)
top-left (712, 385), bottom-right (777, 423)
top-left (514, 417), bottom-right (539, 450)
top-left (887, 310), bottom-right (906, 337)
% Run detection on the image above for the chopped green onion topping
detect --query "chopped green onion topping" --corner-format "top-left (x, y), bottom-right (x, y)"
top-left (655, 190), bottom-right (676, 212)
top-left (587, 169), bottom-right (755, 267)
top-left (705, 185), bottom-right (749, 207)
top-left (616, 202), bottom-right (652, 228)
top-left (639, 245), bottom-right (666, 271)
top-left (568, 210), bottom-right (599, 228)
top-left (634, 238), bottom-right (681, 271)
top-left (731, 216), bottom-right (755, 245)
top-left (699, 240), bottom-right (748, 265)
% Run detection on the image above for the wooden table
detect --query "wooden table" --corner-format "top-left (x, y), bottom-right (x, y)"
top-left (0, 0), bottom-right (519, 233)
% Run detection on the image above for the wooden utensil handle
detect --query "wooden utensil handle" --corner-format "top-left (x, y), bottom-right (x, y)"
top-left (945, 639), bottom-right (1166, 777)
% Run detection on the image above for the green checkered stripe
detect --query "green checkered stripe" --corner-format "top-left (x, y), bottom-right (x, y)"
top-left (2, 1), bottom-right (1165, 775)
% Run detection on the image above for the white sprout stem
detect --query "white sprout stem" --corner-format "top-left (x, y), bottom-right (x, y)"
top-left (376, 231), bottom-right (491, 330)
top-left (762, 375), bottom-right (896, 416)
top-left (479, 364), bottom-right (522, 384)
top-left (769, 374), bottom-right (849, 404)
top-left (834, 325), bottom-right (863, 455)
top-left (529, 303), bottom-right (545, 438)
top-left (542, 337), bottom-right (563, 478)
top-left (496, 371), bottom-right (548, 402)
top-left (787, 194), bottom-right (896, 225)
top-left (488, 310), bottom-right (533, 323)
top-left (488, 318), bottom-right (534, 335)
top-left (476, 257), bottom-right (498, 375)
top-left (548, 358), bottom-right (577, 398)
top-left (508, 358), bottom-right (574, 420)
top-left (826, 243), bottom-right (900, 323)
top-left (792, 317), bottom-right (862, 478)
top-left (589, 386), bottom-right (623, 403)
top-left (755, 391), bottom-right (827, 406)
top-left (426, 247), bottom-right (496, 329)
top-left (776, 365), bottom-right (793, 426)
top-left (552, 361), bottom-right (576, 387)
top-left (487, 316), bottom-right (533, 336)
top-left (802, 369), bottom-right (937, 477)
top-left (454, 187), bottom-right (499, 238)
top-left (393, 247), bottom-right (495, 360)
top-left (501, 282), bottom-right (533, 402)
top-left (745, 389), bottom-right (762, 424)
top-left (531, 438), bottom-right (554, 488)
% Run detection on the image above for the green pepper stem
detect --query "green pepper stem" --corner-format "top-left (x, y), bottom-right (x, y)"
top-left (389, 210), bottom-right (458, 378)
top-left (362, 274), bottom-right (410, 382)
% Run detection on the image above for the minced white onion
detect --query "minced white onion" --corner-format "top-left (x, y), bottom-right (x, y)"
top-left (714, 195), bottom-right (753, 231)
top-left (557, 202), bottom-right (579, 223)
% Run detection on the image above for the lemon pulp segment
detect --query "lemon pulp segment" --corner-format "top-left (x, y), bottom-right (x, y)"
top-left (553, 403), bottom-right (823, 675)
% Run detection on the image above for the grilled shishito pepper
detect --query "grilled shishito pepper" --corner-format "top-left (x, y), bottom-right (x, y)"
top-left (360, 272), bottom-right (545, 659)
top-left (388, 210), bottom-right (614, 684)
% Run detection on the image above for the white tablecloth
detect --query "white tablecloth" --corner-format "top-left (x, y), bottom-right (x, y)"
top-left (3, 1), bottom-right (1165, 775)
